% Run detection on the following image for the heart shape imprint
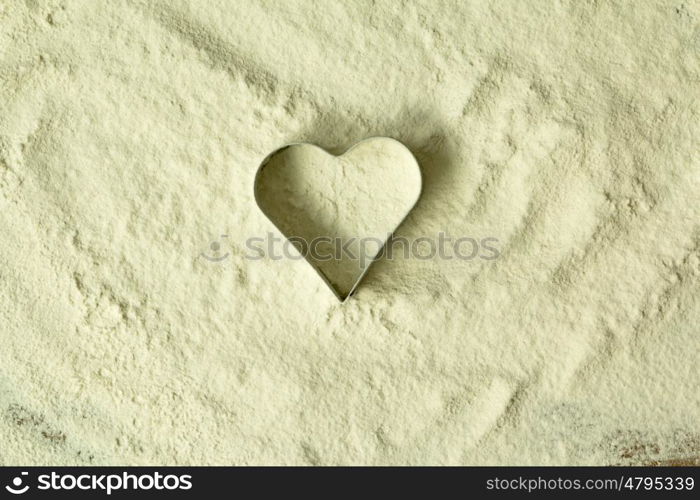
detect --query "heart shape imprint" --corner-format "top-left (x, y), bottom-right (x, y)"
top-left (254, 137), bottom-right (422, 302)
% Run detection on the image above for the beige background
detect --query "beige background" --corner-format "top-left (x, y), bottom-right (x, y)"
top-left (0, 0), bottom-right (698, 465)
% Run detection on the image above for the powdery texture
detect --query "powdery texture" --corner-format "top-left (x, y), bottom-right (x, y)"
top-left (0, 0), bottom-right (698, 465)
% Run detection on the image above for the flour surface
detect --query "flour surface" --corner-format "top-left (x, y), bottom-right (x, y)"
top-left (0, 0), bottom-right (698, 465)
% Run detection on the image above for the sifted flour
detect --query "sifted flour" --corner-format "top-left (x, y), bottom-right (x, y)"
top-left (0, 0), bottom-right (698, 465)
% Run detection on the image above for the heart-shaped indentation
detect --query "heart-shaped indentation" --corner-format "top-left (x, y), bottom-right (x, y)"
top-left (254, 137), bottom-right (422, 301)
